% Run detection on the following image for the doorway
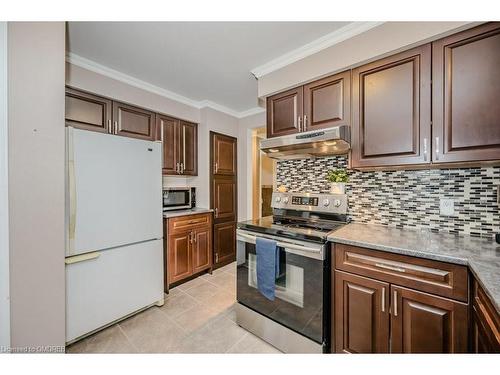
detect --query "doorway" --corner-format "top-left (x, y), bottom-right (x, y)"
top-left (251, 127), bottom-right (276, 219)
top-left (209, 131), bottom-right (237, 269)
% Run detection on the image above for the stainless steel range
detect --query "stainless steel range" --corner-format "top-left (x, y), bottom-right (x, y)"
top-left (236, 191), bottom-right (349, 353)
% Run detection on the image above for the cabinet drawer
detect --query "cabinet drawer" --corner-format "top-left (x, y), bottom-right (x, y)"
top-left (168, 213), bottom-right (212, 233)
top-left (334, 244), bottom-right (468, 302)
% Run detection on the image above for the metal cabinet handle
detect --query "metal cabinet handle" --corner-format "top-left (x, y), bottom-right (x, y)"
top-left (180, 162), bottom-right (184, 174)
top-left (423, 138), bottom-right (428, 161)
top-left (182, 125), bottom-right (186, 173)
top-left (193, 231), bottom-right (197, 243)
top-left (107, 119), bottom-right (112, 134)
top-left (215, 253), bottom-right (219, 263)
top-left (435, 136), bottom-right (440, 160)
top-left (381, 287), bottom-right (386, 313)
top-left (393, 290), bottom-right (398, 316)
top-left (214, 207), bottom-right (218, 218)
top-left (303, 115), bottom-right (308, 132)
top-left (214, 162), bottom-right (218, 174)
top-left (375, 263), bottom-right (406, 273)
top-left (297, 116), bottom-right (302, 132)
top-left (114, 121), bottom-right (118, 135)
top-left (160, 121), bottom-right (165, 168)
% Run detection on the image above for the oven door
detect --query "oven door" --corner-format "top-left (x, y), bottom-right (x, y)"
top-left (236, 229), bottom-right (326, 345)
top-left (162, 188), bottom-right (191, 211)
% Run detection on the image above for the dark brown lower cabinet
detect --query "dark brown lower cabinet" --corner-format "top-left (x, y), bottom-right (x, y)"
top-left (471, 279), bottom-right (500, 353)
top-left (334, 271), bottom-right (389, 353)
top-left (165, 213), bottom-right (212, 290)
top-left (391, 285), bottom-right (468, 353)
top-left (333, 247), bottom-right (469, 353)
top-left (213, 222), bottom-right (236, 266)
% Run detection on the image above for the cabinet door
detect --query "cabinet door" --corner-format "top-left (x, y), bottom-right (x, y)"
top-left (192, 226), bottom-right (212, 274)
top-left (351, 44), bottom-right (431, 168)
top-left (156, 114), bottom-right (180, 175)
top-left (334, 271), bottom-right (390, 353)
top-left (266, 87), bottom-right (303, 138)
top-left (303, 71), bottom-right (350, 132)
top-left (112, 101), bottom-right (156, 140)
top-left (65, 87), bottom-right (112, 133)
top-left (168, 231), bottom-right (192, 284)
top-left (471, 279), bottom-right (500, 353)
top-left (212, 133), bottom-right (237, 176)
top-left (180, 121), bottom-right (198, 175)
top-left (390, 285), bottom-right (468, 353)
top-left (432, 22), bottom-right (500, 163)
top-left (213, 222), bottom-right (236, 266)
top-left (212, 177), bottom-right (236, 222)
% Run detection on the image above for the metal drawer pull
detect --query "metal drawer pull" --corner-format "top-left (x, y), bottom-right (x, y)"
top-left (394, 290), bottom-right (398, 316)
top-left (375, 263), bottom-right (406, 273)
top-left (297, 116), bottom-right (302, 132)
top-left (381, 287), bottom-right (385, 312)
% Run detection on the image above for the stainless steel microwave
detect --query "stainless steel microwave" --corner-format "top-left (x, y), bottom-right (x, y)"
top-left (162, 187), bottom-right (196, 211)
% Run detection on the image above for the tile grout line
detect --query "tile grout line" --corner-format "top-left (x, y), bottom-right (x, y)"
top-left (116, 323), bottom-right (141, 353)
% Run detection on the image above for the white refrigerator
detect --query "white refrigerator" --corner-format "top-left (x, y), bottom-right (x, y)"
top-left (65, 127), bottom-right (164, 343)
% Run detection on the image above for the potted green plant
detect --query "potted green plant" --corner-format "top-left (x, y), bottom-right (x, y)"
top-left (327, 168), bottom-right (349, 194)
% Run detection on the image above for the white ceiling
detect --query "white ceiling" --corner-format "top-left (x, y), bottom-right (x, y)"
top-left (66, 22), bottom-right (352, 115)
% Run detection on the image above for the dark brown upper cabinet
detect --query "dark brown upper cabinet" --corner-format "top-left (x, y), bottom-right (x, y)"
top-left (156, 115), bottom-right (198, 176)
top-left (112, 101), bottom-right (156, 141)
top-left (212, 132), bottom-right (237, 176)
top-left (432, 22), bottom-right (500, 164)
top-left (65, 87), bottom-right (112, 133)
top-left (351, 44), bottom-right (432, 168)
top-left (266, 87), bottom-right (303, 138)
top-left (303, 70), bottom-right (351, 132)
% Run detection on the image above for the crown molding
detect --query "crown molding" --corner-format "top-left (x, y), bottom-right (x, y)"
top-left (251, 22), bottom-right (385, 78)
top-left (66, 52), bottom-right (262, 119)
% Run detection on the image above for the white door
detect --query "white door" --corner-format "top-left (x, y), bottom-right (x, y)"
top-left (67, 128), bottom-right (162, 256)
top-left (65, 239), bottom-right (164, 343)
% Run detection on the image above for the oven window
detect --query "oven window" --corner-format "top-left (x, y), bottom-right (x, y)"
top-left (237, 240), bottom-right (324, 344)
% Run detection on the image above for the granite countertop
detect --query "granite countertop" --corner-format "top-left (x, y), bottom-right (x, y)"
top-left (327, 223), bottom-right (500, 313)
top-left (163, 208), bottom-right (213, 219)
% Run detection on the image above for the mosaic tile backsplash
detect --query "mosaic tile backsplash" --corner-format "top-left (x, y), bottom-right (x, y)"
top-left (276, 156), bottom-right (500, 238)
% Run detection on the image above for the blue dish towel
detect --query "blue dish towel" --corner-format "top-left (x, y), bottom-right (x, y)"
top-left (256, 237), bottom-right (278, 301)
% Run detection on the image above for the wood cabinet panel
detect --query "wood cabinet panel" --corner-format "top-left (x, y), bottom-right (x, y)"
top-left (334, 243), bottom-right (468, 302)
top-left (65, 87), bottom-right (112, 133)
top-left (304, 71), bottom-right (350, 131)
top-left (213, 222), bottom-right (236, 266)
top-left (212, 133), bottom-right (237, 176)
top-left (334, 271), bottom-right (389, 353)
top-left (113, 101), bottom-right (156, 141)
top-left (180, 121), bottom-right (198, 175)
top-left (169, 213), bottom-right (212, 234)
top-left (432, 22), bottom-right (500, 163)
top-left (212, 178), bottom-right (236, 222)
top-left (267, 87), bottom-right (303, 138)
top-left (192, 227), bottom-right (212, 274)
top-left (351, 44), bottom-right (431, 168)
top-left (471, 279), bottom-right (500, 353)
top-left (167, 231), bottom-right (192, 284)
top-left (390, 285), bottom-right (468, 353)
top-left (156, 114), bottom-right (179, 175)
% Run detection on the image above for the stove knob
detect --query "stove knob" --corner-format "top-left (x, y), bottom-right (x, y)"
top-left (334, 199), bottom-right (342, 207)
top-left (275, 196), bottom-right (282, 203)
top-left (283, 197), bottom-right (289, 204)
top-left (323, 199), bottom-right (330, 207)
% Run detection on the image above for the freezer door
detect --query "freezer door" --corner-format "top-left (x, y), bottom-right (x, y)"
top-left (67, 128), bottom-right (162, 256)
top-left (65, 239), bottom-right (164, 343)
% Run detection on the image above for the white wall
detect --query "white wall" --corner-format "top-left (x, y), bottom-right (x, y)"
top-left (258, 22), bottom-right (476, 97)
top-left (8, 22), bottom-right (66, 350)
top-left (0, 21), bottom-right (10, 350)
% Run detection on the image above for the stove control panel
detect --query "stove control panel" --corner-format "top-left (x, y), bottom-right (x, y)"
top-left (271, 192), bottom-right (348, 214)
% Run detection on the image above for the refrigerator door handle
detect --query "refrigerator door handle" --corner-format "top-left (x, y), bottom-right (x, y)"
top-left (65, 251), bottom-right (100, 265)
top-left (67, 127), bottom-right (77, 256)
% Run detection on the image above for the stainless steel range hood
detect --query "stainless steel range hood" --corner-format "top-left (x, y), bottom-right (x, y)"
top-left (260, 125), bottom-right (350, 159)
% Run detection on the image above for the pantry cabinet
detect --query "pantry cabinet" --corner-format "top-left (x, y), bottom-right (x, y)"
top-left (332, 244), bottom-right (469, 353)
top-left (351, 44), bottom-right (432, 168)
top-left (432, 22), bottom-right (500, 163)
top-left (165, 213), bottom-right (212, 290)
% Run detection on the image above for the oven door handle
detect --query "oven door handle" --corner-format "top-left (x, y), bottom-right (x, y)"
top-left (237, 231), bottom-right (323, 256)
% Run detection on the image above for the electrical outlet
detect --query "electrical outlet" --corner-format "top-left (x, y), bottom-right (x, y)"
top-left (440, 198), bottom-right (455, 216)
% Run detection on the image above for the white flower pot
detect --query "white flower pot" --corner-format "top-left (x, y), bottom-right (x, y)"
top-left (330, 182), bottom-right (346, 194)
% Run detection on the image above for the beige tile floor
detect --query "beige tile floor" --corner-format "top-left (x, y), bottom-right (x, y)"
top-left (66, 262), bottom-right (282, 354)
